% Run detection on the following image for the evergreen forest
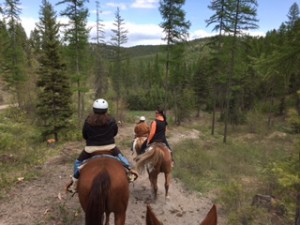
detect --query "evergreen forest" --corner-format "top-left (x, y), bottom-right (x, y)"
top-left (0, 0), bottom-right (299, 224)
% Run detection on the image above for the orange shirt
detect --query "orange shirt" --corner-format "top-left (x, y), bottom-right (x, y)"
top-left (147, 114), bottom-right (165, 144)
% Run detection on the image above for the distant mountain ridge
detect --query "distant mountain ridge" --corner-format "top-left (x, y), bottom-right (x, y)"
top-left (92, 37), bottom-right (209, 60)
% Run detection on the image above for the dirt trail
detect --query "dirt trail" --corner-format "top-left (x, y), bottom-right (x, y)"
top-left (0, 123), bottom-right (218, 225)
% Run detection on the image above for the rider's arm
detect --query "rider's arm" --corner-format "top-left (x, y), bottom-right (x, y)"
top-left (111, 118), bottom-right (119, 137)
top-left (147, 121), bottom-right (156, 144)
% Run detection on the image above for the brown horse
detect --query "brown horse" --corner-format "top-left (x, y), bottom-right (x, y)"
top-left (146, 204), bottom-right (217, 225)
top-left (132, 136), bottom-right (147, 156)
top-left (77, 157), bottom-right (129, 225)
top-left (135, 142), bottom-right (172, 199)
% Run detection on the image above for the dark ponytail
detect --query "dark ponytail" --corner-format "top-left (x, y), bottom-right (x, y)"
top-left (157, 108), bottom-right (168, 125)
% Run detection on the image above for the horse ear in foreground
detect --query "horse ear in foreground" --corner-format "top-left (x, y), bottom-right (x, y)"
top-left (200, 204), bottom-right (217, 225)
top-left (77, 157), bottom-right (129, 225)
top-left (135, 143), bottom-right (172, 199)
top-left (146, 204), bottom-right (217, 225)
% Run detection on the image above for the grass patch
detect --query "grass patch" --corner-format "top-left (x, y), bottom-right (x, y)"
top-left (172, 112), bottom-right (298, 224)
top-left (0, 108), bottom-right (64, 197)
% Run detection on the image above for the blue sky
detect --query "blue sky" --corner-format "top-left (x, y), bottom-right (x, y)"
top-left (15, 0), bottom-right (299, 47)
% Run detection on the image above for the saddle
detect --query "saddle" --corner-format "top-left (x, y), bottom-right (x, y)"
top-left (146, 142), bottom-right (168, 152)
top-left (81, 152), bottom-right (139, 183)
top-left (85, 144), bottom-right (115, 154)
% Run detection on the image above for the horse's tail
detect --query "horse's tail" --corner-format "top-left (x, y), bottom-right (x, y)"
top-left (135, 145), bottom-right (164, 173)
top-left (85, 170), bottom-right (111, 225)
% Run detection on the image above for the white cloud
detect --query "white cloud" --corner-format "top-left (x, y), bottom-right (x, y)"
top-left (131, 0), bottom-right (159, 9)
top-left (89, 20), bottom-right (165, 47)
top-left (21, 17), bottom-right (36, 36)
top-left (106, 2), bottom-right (127, 11)
top-left (189, 29), bottom-right (218, 40)
top-left (91, 9), bottom-right (113, 16)
top-left (20, 15), bottom-right (267, 48)
top-left (243, 30), bottom-right (265, 37)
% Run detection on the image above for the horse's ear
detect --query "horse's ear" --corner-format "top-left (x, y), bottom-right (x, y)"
top-left (200, 204), bottom-right (217, 225)
top-left (146, 204), bottom-right (163, 225)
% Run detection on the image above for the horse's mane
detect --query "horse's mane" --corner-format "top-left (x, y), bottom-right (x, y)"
top-left (135, 144), bottom-right (165, 173)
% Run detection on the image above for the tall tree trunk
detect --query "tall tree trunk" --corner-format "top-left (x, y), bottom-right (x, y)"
top-left (211, 98), bottom-right (216, 135)
top-left (268, 97), bottom-right (274, 128)
top-left (164, 45), bottom-right (170, 111)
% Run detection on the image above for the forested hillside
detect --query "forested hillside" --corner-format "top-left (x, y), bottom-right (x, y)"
top-left (0, 0), bottom-right (300, 224)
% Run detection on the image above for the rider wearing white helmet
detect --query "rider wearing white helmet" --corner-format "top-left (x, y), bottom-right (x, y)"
top-left (134, 116), bottom-right (149, 138)
top-left (66, 98), bottom-right (138, 193)
top-left (92, 98), bottom-right (108, 114)
top-left (130, 116), bottom-right (150, 152)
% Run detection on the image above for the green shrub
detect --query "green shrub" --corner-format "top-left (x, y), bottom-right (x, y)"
top-left (286, 108), bottom-right (300, 133)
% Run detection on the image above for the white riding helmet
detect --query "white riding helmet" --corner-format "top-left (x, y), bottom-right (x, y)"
top-left (93, 98), bottom-right (108, 114)
top-left (140, 116), bottom-right (146, 121)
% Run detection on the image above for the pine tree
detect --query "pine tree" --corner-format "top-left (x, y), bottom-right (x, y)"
top-left (206, 0), bottom-right (230, 34)
top-left (36, 0), bottom-right (72, 141)
top-left (2, 0), bottom-right (27, 107)
top-left (286, 2), bottom-right (300, 30)
top-left (207, 0), bottom-right (258, 143)
top-left (57, 0), bottom-right (89, 123)
top-left (94, 0), bottom-right (105, 45)
top-left (93, 0), bottom-right (107, 99)
top-left (206, 0), bottom-right (230, 135)
top-left (0, 21), bottom-right (9, 83)
top-left (110, 7), bottom-right (128, 120)
top-left (159, 0), bottom-right (190, 113)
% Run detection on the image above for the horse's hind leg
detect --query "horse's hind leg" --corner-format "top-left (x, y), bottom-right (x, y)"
top-left (149, 173), bottom-right (158, 199)
top-left (164, 172), bottom-right (171, 199)
top-left (114, 212), bottom-right (126, 225)
top-left (105, 212), bottom-right (110, 225)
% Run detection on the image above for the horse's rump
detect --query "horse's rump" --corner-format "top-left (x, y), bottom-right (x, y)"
top-left (135, 143), bottom-right (164, 173)
top-left (77, 157), bottom-right (129, 225)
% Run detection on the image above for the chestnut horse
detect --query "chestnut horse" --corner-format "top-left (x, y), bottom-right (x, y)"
top-left (146, 204), bottom-right (217, 225)
top-left (135, 142), bottom-right (172, 199)
top-left (77, 157), bottom-right (129, 225)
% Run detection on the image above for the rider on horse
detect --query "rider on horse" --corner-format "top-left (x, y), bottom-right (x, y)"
top-left (131, 116), bottom-right (149, 152)
top-left (134, 116), bottom-right (150, 138)
top-left (66, 98), bottom-right (138, 193)
top-left (140, 109), bottom-right (174, 166)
